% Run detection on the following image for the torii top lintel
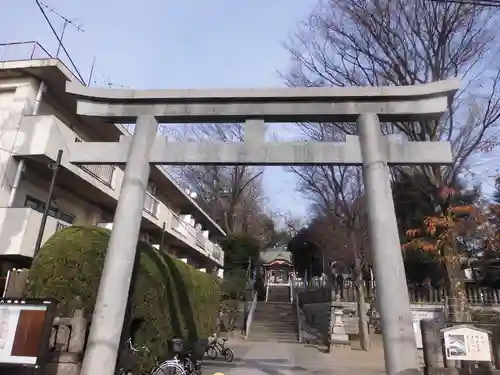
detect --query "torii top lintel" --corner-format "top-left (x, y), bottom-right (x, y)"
top-left (66, 79), bottom-right (460, 123)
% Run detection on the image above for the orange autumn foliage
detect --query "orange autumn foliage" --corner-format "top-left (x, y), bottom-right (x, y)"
top-left (403, 201), bottom-right (481, 255)
top-left (449, 205), bottom-right (474, 215)
top-left (405, 229), bottom-right (421, 237)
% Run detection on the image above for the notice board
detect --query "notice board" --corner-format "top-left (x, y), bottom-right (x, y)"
top-left (0, 298), bottom-right (56, 371)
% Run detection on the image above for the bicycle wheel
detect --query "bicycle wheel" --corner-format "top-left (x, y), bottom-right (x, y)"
top-left (206, 345), bottom-right (218, 360)
top-left (223, 348), bottom-right (234, 363)
top-left (194, 361), bottom-right (202, 375)
top-left (184, 357), bottom-right (195, 374)
top-left (151, 361), bottom-right (186, 375)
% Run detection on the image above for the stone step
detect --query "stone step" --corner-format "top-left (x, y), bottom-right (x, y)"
top-left (254, 313), bottom-right (294, 317)
top-left (252, 319), bottom-right (296, 324)
top-left (253, 320), bottom-right (295, 324)
top-left (248, 333), bottom-right (298, 339)
top-left (253, 316), bottom-right (296, 323)
top-left (250, 331), bottom-right (297, 337)
top-left (254, 310), bottom-right (294, 314)
top-left (250, 326), bottom-right (296, 333)
top-left (248, 338), bottom-right (298, 343)
top-left (247, 335), bottom-right (298, 343)
top-left (255, 306), bottom-right (294, 310)
top-left (251, 329), bottom-right (296, 334)
top-left (253, 318), bottom-right (295, 323)
top-left (252, 321), bottom-right (296, 327)
top-left (252, 322), bottom-right (296, 327)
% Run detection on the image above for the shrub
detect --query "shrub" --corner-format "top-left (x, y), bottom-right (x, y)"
top-left (24, 226), bottom-right (220, 372)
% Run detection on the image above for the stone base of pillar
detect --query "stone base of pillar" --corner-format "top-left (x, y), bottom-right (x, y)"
top-left (330, 306), bottom-right (351, 348)
top-left (330, 334), bottom-right (351, 348)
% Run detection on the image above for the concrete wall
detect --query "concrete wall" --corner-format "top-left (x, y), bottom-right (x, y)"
top-left (302, 302), bottom-right (359, 336)
top-left (302, 301), bottom-right (500, 344)
top-left (13, 179), bottom-right (103, 226)
top-left (0, 78), bottom-right (39, 206)
top-left (0, 207), bottom-right (62, 257)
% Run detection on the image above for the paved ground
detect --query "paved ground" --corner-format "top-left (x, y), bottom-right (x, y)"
top-left (202, 337), bottom-right (387, 375)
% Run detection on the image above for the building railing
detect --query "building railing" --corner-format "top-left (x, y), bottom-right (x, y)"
top-left (0, 41), bottom-right (51, 62)
top-left (143, 191), bottom-right (159, 217)
top-left (55, 221), bottom-right (70, 232)
top-left (196, 232), bottom-right (206, 250)
top-left (171, 214), bottom-right (188, 237)
top-left (73, 137), bottom-right (115, 187)
top-left (0, 41), bottom-right (85, 84)
top-left (79, 165), bottom-right (115, 188)
top-left (212, 245), bottom-right (222, 261)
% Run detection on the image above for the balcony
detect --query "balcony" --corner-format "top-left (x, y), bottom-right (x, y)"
top-left (0, 41), bottom-right (85, 85)
top-left (74, 138), bottom-right (115, 187)
top-left (196, 232), bottom-right (207, 251)
top-left (14, 114), bottom-right (224, 265)
top-left (79, 164), bottom-right (114, 187)
top-left (171, 214), bottom-right (189, 238)
top-left (15, 115), bottom-right (121, 193)
top-left (212, 245), bottom-right (223, 262)
top-left (143, 191), bottom-right (160, 217)
top-left (0, 207), bottom-right (71, 257)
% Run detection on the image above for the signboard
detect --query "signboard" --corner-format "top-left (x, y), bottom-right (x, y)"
top-left (412, 308), bottom-right (444, 349)
top-left (0, 298), bottom-right (55, 367)
top-left (442, 325), bottom-right (492, 362)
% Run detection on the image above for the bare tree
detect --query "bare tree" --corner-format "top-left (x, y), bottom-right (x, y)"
top-left (283, 0), bottom-right (500, 322)
top-left (291, 159), bottom-right (371, 349)
top-left (166, 123), bottom-right (264, 235)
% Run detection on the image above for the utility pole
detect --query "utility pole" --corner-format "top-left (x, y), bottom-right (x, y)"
top-left (33, 150), bottom-right (63, 258)
top-left (159, 222), bottom-right (166, 252)
top-left (39, 1), bottom-right (84, 58)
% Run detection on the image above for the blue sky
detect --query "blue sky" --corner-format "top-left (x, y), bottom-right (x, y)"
top-left (2, 0), bottom-right (316, 219)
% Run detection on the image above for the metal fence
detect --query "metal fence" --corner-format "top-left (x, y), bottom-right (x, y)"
top-left (79, 164), bottom-right (115, 188)
top-left (143, 191), bottom-right (159, 217)
top-left (0, 41), bottom-right (85, 84)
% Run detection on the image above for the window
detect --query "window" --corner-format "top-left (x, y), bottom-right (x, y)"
top-left (147, 180), bottom-right (156, 195)
top-left (59, 212), bottom-right (74, 224)
top-left (24, 195), bottom-right (75, 224)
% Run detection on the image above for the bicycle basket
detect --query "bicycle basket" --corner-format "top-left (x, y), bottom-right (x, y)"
top-left (170, 337), bottom-right (184, 354)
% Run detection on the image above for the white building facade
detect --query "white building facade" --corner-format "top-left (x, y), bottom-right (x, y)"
top-left (0, 53), bottom-right (225, 282)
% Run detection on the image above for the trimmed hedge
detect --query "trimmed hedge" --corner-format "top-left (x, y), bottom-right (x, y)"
top-left (24, 226), bottom-right (220, 372)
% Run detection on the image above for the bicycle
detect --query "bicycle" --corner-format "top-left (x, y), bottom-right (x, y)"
top-left (119, 337), bottom-right (187, 375)
top-left (205, 336), bottom-right (234, 363)
top-left (182, 347), bottom-right (202, 375)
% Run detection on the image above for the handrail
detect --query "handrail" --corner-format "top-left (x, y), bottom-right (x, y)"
top-left (244, 291), bottom-right (258, 340)
top-left (295, 286), bottom-right (302, 343)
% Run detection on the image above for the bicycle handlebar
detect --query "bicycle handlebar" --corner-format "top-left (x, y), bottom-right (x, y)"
top-left (125, 338), bottom-right (150, 354)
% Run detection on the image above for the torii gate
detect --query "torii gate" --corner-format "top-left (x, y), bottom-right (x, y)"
top-left (66, 79), bottom-right (459, 375)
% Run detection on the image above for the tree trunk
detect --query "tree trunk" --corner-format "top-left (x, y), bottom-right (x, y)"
top-left (443, 245), bottom-right (470, 322)
top-left (354, 256), bottom-right (370, 351)
top-left (325, 265), bottom-right (335, 352)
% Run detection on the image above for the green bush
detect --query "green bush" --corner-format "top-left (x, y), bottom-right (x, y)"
top-left (24, 226), bottom-right (220, 372)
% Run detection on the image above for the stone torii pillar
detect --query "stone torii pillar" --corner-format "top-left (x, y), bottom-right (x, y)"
top-left (65, 79), bottom-right (459, 375)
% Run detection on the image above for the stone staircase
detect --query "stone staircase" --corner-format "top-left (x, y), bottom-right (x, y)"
top-left (247, 286), bottom-right (298, 343)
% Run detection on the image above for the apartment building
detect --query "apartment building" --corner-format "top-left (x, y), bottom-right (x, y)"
top-left (0, 42), bottom-right (225, 281)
